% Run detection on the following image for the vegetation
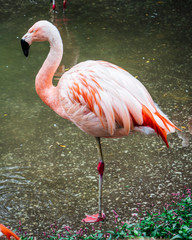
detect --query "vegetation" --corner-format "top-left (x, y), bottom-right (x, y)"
top-left (13, 187), bottom-right (192, 239)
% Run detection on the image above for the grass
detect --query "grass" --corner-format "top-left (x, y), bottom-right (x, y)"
top-left (12, 187), bottom-right (192, 239)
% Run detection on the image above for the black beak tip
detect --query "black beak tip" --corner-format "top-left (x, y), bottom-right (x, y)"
top-left (21, 39), bottom-right (30, 57)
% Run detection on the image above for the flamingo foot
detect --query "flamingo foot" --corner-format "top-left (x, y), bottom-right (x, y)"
top-left (81, 213), bottom-right (105, 223)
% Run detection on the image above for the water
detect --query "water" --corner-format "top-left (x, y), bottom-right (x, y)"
top-left (0, 0), bottom-right (192, 236)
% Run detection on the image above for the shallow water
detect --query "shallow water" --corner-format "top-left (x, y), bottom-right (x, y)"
top-left (0, 0), bottom-right (192, 237)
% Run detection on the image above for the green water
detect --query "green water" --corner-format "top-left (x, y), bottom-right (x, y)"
top-left (0, 0), bottom-right (191, 236)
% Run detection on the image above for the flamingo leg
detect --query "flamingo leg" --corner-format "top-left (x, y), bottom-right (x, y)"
top-left (52, 0), bottom-right (56, 10)
top-left (96, 137), bottom-right (104, 217)
top-left (63, 0), bottom-right (67, 10)
top-left (81, 137), bottom-right (105, 223)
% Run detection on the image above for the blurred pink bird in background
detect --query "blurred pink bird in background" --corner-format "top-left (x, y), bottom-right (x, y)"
top-left (52, 0), bottom-right (67, 11)
top-left (21, 20), bottom-right (179, 223)
top-left (0, 224), bottom-right (20, 240)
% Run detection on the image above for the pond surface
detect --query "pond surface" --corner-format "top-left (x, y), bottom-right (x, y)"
top-left (0, 0), bottom-right (192, 237)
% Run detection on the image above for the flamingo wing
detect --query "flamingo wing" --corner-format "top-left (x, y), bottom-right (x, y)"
top-left (58, 60), bottom-right (176, 146)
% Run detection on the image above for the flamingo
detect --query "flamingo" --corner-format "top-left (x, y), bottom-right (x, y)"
top-left (0, 224), bottom-right (20, 240)
top-left (52, 0), bottom-right (67, 11)
top-left (20, 20), bottom-right (179, 223)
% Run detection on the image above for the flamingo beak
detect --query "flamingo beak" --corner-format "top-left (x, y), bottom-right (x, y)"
top-left (21, 39), bottom-right (30, 57)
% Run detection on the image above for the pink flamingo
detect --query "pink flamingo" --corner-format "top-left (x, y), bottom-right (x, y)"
top-left (21, 20), bottom-right (179, 223)
top-left (52, 0), bottom-right (67, 11)
top-left (0, 224), bottom-right (20, 240)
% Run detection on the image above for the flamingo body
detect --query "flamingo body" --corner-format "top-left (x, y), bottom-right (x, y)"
top-left (58, 60), bottom-right (175, 146)
top-left (21, 20), bottom-right (178, 222)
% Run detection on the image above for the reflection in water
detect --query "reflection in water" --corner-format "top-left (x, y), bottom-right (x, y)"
top-left (188, 118), bottom-right (192, 135)
top-left (177, 131), bottom-right (190, 148)
top-left (50, 10), bottom-right (80, 84)
top-left (0, 0), bottom-right (192, 236)
top-left (177, 118), bottom-right (192, 147)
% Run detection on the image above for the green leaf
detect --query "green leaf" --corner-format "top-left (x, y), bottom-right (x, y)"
top-left (97, 232), bottom-right (103, 239)
top-left (107, 235), bottom-right (112, 240)
top-left (171, 234), bottom-right (183, 239)
top-left (133, 230), bottom-right (139, 236)
top-left (106, 231), bottom-right (115, 234)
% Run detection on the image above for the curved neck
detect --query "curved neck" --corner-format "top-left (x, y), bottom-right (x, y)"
top-left (35, 27), bottom-right (63, 108)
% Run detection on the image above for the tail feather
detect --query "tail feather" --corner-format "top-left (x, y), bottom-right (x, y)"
top-left (141, 105), bottom-right (178, 147)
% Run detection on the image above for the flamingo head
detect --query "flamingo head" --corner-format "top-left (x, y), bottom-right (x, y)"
top-left (21, 20), bottom-right (58, 57)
